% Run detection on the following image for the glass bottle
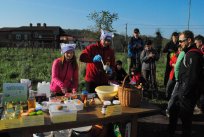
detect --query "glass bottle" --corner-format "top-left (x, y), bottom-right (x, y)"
top-left (81, 90), bottom-right (88, 103)
top-left (84, 97), bottom-right (89, 107)
top-left (27, 90), bottom-right (36, 109)
top-left (5, 101), bottom-right (15, 119)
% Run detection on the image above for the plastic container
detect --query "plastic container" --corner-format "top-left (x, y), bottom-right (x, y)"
top-left (37, 81), bottom-right (50, 97)
top-left (95, 86), bottom-right (118, 101)
top-left (49, 104), bottom-right (77, 123)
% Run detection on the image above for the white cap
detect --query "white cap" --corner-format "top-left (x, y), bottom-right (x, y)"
top-left (60, 43), bottom-right (76, 54)
top-left (100, 29), bottom-right (113, 40)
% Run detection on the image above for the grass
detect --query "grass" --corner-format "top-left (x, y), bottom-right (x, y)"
top-left (0, 48), bottom-right (166, 97)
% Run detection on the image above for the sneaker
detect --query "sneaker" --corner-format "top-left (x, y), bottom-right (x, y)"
top-left (194, 105), bottom-right (202, 115)
top-left (166, 109), bottom-right (170, 118)
top-left (33, 133), bottom-right (44, 137)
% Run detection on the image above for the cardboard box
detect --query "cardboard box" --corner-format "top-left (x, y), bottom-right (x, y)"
top-left (0, 114), bottom-right (44, 130)
top-left (21, 114), bottom-right (44, 127)
top-left (50, 113), bottom-right (77, 123)
top-left (2, 83), bottom-right (28, 104)
top-left (0, 118), bottom-right (21, 130)
top-left (105, 105), bottom-right (122, 117)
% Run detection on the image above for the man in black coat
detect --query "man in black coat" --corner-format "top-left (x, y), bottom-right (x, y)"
top-left (168, 30), bottom-right (203, 137)
top-left (163, 32), bottom-right (179, 86)
top-left (127, 28), bottom-right (144, 73)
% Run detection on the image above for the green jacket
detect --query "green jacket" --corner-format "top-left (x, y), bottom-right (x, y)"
top-left (174, 51), bottom-right (185, 81)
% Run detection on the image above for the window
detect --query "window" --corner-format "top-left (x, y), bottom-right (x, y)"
top-left (16, 34), bottom-right (21, 40)
top-left (34, 32), bottom-right (38, 38)
top-left (8, 35), bottom-right (12, 40)
top-left (24, 34), bottom-right (28, 40)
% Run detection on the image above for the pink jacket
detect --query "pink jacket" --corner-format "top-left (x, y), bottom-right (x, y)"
top-left (50, 57), bottom-right (78, 93)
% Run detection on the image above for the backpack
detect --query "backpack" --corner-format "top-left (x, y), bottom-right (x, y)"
top-left (183, 48), bottom-right (203, 68)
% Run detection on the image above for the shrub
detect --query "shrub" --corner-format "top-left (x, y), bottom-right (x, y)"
top-left (9, 72), bottom-right (20, 79)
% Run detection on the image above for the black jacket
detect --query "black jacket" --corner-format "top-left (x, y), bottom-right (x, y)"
top-left (114, 68), bottom-right (127, 84)
top-left (178, 44), bottom-right (203, 103)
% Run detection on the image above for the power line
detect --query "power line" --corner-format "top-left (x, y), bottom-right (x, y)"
top-left (128, 23), bottom-right (204, 27)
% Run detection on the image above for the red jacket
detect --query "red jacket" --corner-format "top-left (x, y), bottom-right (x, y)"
top-left (80, 42), bottom-right (115, 84)
top-left (169, 52), bottom-right (179, 80)
top-left (50, 57), bottom-right (78, 93)
top-left (130, 72), bottom-right (141, 83)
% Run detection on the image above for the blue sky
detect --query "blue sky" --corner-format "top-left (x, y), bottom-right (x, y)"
top-left (0, 0), bottom-right (203, 38)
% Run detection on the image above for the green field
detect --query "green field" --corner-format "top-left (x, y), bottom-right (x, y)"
top-left (0, 48), bottom-right (166, 94)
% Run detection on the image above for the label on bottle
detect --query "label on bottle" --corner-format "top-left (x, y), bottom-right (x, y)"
top-left (28, 98), bottom-right (36, 109)
top-left (101, 105), bottom-right (107, 115)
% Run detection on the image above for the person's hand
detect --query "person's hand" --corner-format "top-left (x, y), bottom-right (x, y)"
top-left (103, 65), bottom-right (109, 71)
top-left (72, 88), bottom-right (77, 94)
top-left (107, 68), bottom-right (112, 75)
top-left (137, 44), bottom-right (142, 48)
top-left (61, 87), bottom-right (67, 94)
top-left (93, 54), bottom-right (102, 62)
top-left (149, 53), bottom-right (155, 58)
top-left (72, 89), bottom-right (77, 99)
top-left (133, 44), bottom-right (137, 48)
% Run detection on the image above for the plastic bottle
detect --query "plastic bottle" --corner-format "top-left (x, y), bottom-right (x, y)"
top-left (101, 101), bottom-right (111, 115)
top-left (101, 105), bottom-right (107, 115)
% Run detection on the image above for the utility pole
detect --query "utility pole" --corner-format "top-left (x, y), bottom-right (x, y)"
top-left (125, 23), bottom-right (128, 41)
top-left (187, 0), bottom-right (191, 30)
top-left (124, 23), bottom-right (128, 53)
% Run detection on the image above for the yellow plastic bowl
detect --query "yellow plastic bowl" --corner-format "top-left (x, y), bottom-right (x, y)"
top-left (95, 86), bottom-right (118, 101)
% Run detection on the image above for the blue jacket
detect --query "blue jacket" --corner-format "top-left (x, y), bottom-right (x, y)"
top-left (128, 37), bottom-right (144, 58)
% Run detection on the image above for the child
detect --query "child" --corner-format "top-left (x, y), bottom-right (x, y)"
top-left (140, 39), bottom-right (159, 98)
top-left (50, 43), bottom-right (78, 97)
top-left (129, 67), bottom-right (142, 85)
top-left (114, 60), bottom-right (127, 84)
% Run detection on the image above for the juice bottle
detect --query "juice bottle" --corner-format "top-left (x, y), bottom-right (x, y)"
top-left (81, 90), bottom-right (88, 103)
top-left (27, 91), bottom-right (36, 109)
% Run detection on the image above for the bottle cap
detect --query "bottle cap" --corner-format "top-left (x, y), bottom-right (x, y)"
top-left (82, 90), bottom-right (88, 95)
top-left (103, 101), bottom-right (111, 106)
top-left (113, 100), bottom-right (120, 105)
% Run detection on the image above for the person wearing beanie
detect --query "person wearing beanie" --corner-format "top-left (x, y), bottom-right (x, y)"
top-left (80, 29), bottom-right (115, 93)
top-left (50, 43), bottom-right (78, 96)
top-left (80, 29), bottom-right (115, 137)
